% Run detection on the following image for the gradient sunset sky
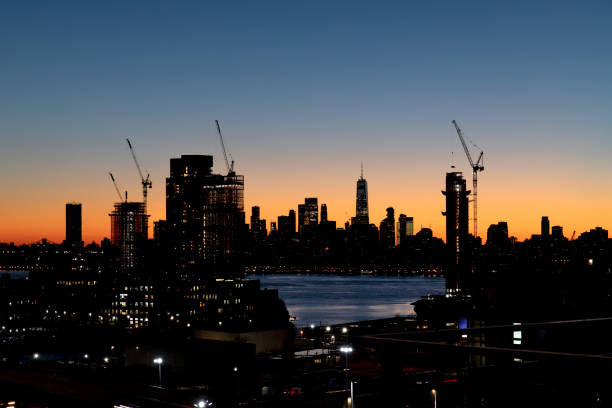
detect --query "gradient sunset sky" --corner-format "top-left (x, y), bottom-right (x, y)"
top-left (1, 1), bottom-right (611, 244)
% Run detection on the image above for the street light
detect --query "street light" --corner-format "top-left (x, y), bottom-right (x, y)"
top-left (33, 353), bottom-right (39, 360)
top-left (154, 357), bottom-right (163, 385)
top-left (340, 346), bottom-right (353, 408)
top-left (431, 389), bottom-right (437, 408)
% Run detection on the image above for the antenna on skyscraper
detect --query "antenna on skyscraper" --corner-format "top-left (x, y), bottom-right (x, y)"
top-left (360, 161), bottom-right (364, 180)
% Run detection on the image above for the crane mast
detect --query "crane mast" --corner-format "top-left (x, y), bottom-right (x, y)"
top-left (126, 139), bottom-right (152, 212)
top-left (215, 120), bottom-right (234, 174)
top-left (452, 120), bottom-right (484, 238)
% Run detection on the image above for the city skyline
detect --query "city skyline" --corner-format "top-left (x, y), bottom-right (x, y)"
top-left (1, 143), bottom-right (610, 245)
top-left (2, 1), bottom-right (612, 244)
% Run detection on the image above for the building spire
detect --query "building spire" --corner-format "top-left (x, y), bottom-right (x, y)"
top-left (360, 161), bottom-right (364, 180)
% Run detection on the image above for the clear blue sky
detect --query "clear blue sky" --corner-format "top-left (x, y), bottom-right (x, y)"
top-left (1, 0), bottom-right (611, 243)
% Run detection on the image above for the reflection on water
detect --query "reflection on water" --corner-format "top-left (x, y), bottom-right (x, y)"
top-left (0, 270), bottom-right (29, 279)
top-left (249, 274), bottom-right (445, 326)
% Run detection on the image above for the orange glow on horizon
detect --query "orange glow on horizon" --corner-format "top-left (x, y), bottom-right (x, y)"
top-left (1, 165), bottom-right (610, 246)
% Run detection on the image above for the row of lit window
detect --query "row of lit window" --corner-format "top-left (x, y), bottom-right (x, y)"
top-left (113, 302), bottom-right (154, 308)
top-left (7, 300), bottom-right (37, 306)
top-left (57, 280), bottom-right (97, 286)
top-left (122, 285), bottom-right (153, 291)
top-left (109, 309), bottom-right (148, 316)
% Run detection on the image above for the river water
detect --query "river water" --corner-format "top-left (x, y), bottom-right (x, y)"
top-left (249, 274), bottom-right (445, 327)
top-left (3, 270), bottom-right (444, 326)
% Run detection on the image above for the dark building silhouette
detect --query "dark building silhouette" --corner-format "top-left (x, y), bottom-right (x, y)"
top-left (250, 206), bottom-right (267, 242)
top-left (109, 201), bottom-right (148, 272)
top-left (396, 215), bottom-right (414, 246)
top-left (541, 216), bottom-right (550, 237)
top-left (65, 202), bottom-right (82, 246)
top-left (298, 198), bottom-right (318, 241)
top-left (487, 221), bottom-right (509, 247)
top-left (153, 220), bottom-right (167, 247)
top-left (277, 210), bottom-right (296, 240)
top-left (304, 198), bottom-right (318, 227)
top-left (297, 204), bottom-right (305, 234)
top-left (442, 172), bottom-right (470, 294)
top-left (397, 214), bottom-right (408, 245)
top-left (251, 206), bottom-right (260, 226)
top-left (552, 225), bottom-right (564, 239)
top-left (165, 155), bottom-right (245, 278)
top-left (321, 203), bottom-right (328, 223)
top-left (353, 166), bottom-right (369, 225)
top-left (380, 207), bottom-right (396, 248)
top-left (288, 209), bottom-right (296, 235)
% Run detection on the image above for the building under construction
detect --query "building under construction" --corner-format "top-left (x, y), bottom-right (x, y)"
top-left (109, 201), bottom-right (149, 272)
top-left (442, 171), bottom-right (470, 295)
top-left (166, 155), bottom-right (245, 279)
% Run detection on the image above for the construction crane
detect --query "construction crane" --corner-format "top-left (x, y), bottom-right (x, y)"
top-left (108, 172), bottom-right (127, 202)
top-left (452, 120), bottom-right (484, 237)
top-left (126, 139), bottom-right (152, 211)
top-left (215, 120), bottom-right (234, 174)
top-left (571, 230), bottom-right (576, 241)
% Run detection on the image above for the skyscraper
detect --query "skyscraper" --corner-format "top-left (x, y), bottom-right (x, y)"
top-left (297, 204), bottom-right (305, 234)
top-left (541, 216), bottom-right (550, 237)
top-left (288, 209), bottom-right (296, 235)
top-left (278, 209), bottom-right (297, 239)
top-left (321, 203), bottom-right (328, 223)
top-left (65, 202), bottom-right (82, 246)
top-left (109, 201), bottom-right (149, 272)
top-left (250, 206), bottom-right (267, 241)
top-left (165, 155), bottom-right (245, 278)
top-left (299, 198), bottom-right (318, 242)
top-left (442, 172), bottom-right (470, 294)
top-left (304, 198), bottom-right (318, 226)
top-left (354, 165), bottom-right (369, 225)
top-left (251, 206), bottom-right (260, 226)
top-left (379, 207), bottom-right (395, 248)
top-left (407, 216), bottom-right (414, 236)
top-left (487, 221), bottom-right (509, 246)
top-left (163, 155), bottom-right (287, 331)
top-left (396, 214), bottom-right (413, 246)
top-left (552, 225), bottom-right (564, 239)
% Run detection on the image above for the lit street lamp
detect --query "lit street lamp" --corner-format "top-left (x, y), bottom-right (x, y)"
top-left (340, 346), bottom-right (354, 408)
top-left (154, 357), bottom-right (163, 385)
top-left (432, 389), bottom-right (437, 408)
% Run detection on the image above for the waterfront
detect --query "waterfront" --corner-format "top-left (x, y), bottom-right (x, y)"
top-left (250, 274), bottom-right (445, 326)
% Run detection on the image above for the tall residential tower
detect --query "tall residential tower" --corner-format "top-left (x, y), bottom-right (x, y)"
top-left (109, 201), bottom-right (149, 272)
top-left (442, 172), bottom-right (470, 294)
top-left (165, 155), bottom-right (245, 279)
